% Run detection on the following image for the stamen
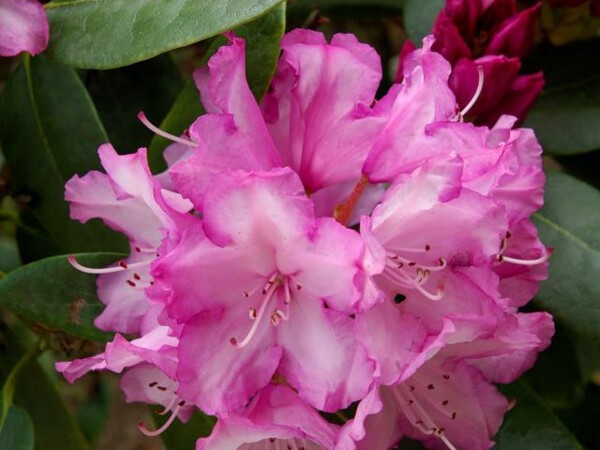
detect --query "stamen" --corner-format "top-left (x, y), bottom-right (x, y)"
top-left (157, 396), bottom-right (178, 416)
top-left (68, 255), bottom-right (150, 274)
top-left (498, 249), bottom-right (552, 266)
top-left (384, 266), bottom-right (444, 300)
top-left (399, 385), bottom-right (458, 450)
top-left (459, 65), bottom-right (484, 118)
top-left (137, 112), bottom-right (198, 148)
top-left (231, 282), bottom-right (278, 348)
top-left (138, 402), bottom-right (183, 437)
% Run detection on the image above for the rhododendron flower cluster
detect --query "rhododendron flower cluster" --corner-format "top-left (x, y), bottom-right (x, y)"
top-left (57, 29), bottom-right (554, 450)
top-left (397, 0), bottom-right (545, 126)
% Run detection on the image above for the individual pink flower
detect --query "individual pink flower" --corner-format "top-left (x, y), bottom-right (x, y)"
top-left (361, 157), bottom-right (507, 304)
top-left (0, 0), bottom-right (48, 56)
top-left (65, 144), bottom-right (193, 333)
top-left (196, 384), bottom-right (340, 450)
top-left (151, 167), bottom-right (375, 415)
top-left (397, 0), bottom-right (544, 125)
top-left (170, 30), bottom-right (391, 216)
top-left (340, 356), bottom-right (510, 450)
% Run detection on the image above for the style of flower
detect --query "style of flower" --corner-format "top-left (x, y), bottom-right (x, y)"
top-left (0, 0), bottom-right (49, 56)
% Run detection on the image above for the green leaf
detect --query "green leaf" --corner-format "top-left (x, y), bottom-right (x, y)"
top-left (0, 330), bottom-right (91, 450)
top-left (86, 54), bottom-right (184, 152)
top-left (524, 39), bottom-right (600, 155)
top-left (0, 253), bottom-right (124, 342)
top-left (0, 56), bottom-right (127, 256)
top-left (0, 404), bottom-right (34, 450)
top-left (523, 325), bottom-right (585, 410)
top-left (147, 3), bottom-right (286, 171)
top-left (45, 0), bottom-right (284, 69)
top-left (533, 173), bottom-right (600, 338)
top-left (494, 381), bottom-right (582, 450)
top-left (524, 76), bottom-right (600, 155)
top-left (403, 0), bottom-right (444, 43)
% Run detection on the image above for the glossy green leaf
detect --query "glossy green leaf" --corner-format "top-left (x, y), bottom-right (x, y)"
top-left (0, 56), bottom-right (127, 256)
top-left (86, 54), bottom-right (184, 152)
top-left (533, 173), bottom-right (600, 338)
top-left (524, 39), bottom-right (600, 155)
top-left (403, 0), bottom-right (444, 43)
top-left (148, 3), bottom-right (286, 171)
top-left (525, 76), bottom-right (600, 155)
top-left (0, 404), bottom-right (34, 450)
top-left (0, 330), bottom-right (91, 450)
top-left (523, 325), bottom-right (585, 410)
top-left (45, 0), bottom-right (283, 69)
top-left (0, 253), bottom-right (124, 342)
top-left (494, 381), bottom-right (582, 450)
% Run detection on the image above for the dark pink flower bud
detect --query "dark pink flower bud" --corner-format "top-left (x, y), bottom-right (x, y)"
top-left (431, 10), bottom-right (473, 64)
top-left (486, 3), bottom-right (541, 58)
top-left (479, 71), bottom-right (545, 126)
top-left (449, 56), bottom-right (521, 121)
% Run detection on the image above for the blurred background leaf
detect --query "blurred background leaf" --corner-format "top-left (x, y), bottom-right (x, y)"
top-left (0, 253), bottom-right (123, 342)
top-left (0, 56), bottom-right (127, 260)
top-left (533, 172), bottom-right (600, 339)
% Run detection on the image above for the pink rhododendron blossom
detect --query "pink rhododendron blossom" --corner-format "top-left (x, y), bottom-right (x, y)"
top-left (58, 29), bottom-right (555, 450)
top-left (343, 357), bottom-right (510, 450)
top-left (0, 0), bottom-right (48, 56)
top-left (151, 167), bottom-right (375, 415)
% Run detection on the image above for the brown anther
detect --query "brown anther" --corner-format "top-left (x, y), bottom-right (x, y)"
top-left (126, 280), bottom-right (136, 287)
top-left (119, 260), bottom-right (128, 269)
top-left (135, 246), bottom-right (141, 252)
top-left (425, 244), bottom-right (431, 251)
top-left (178, 400), bottom-right (185, 406)
top-left (442, 400), bottom-right (449, 406)
top-left (133, 273), bottom-right (141, 281)
top-left (408, 262), bottom-right (416, 267)
top-left (149, 381), bottom-right (158, 387)
top-left (157, 386), bottom-right (167, 391)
